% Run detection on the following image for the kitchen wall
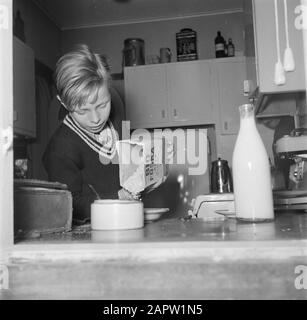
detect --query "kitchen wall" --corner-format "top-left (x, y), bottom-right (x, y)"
top-left (61, 12), bottom-right (245, 74)
top-left (13, 1), bottom-right (304, 179)
top-left (60, 9), bottom-right (298, 168)
top-left (13, 0), bottom-right (61, 69)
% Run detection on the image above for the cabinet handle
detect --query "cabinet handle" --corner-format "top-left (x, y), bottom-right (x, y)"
top-left (224, 121), bottom-right (228, 131)
top-left (13, 110), bottom-right (18, 122)
top-left (173, 109), bottom-right (177, 117)
top-left (161, 109), bottom-right (165, 119)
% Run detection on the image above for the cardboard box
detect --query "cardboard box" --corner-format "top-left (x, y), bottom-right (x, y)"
top-left (116, 137), bottom-right (166, 194)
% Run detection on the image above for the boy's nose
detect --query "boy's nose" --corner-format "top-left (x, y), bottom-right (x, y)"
top-left (90, 110), bottom-right (100, 123)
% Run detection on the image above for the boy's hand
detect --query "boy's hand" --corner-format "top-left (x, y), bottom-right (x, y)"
top-left (118, 188), bottom-right (141, 201)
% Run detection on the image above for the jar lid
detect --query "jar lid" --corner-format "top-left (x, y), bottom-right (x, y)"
top-left (124, 38), bottom-right (144, 44)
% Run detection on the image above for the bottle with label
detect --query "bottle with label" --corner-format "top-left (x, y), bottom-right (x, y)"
top-left (215, 31), bottom-right (225, 58)
top-left (232, 104), bottom-right (274, 222)
top-left (227, 38), bottom-right (235, 57)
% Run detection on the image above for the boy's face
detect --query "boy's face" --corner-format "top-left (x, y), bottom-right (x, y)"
top-left (70, 85), bottom-right (111, 133)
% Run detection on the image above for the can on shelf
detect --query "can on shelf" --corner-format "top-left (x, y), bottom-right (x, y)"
top-left (176, 28), bottom-right (198, 62)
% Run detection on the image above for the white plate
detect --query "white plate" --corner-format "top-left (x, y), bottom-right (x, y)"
top-left (215, 209), bottom-right (236, 218)
top-left (144, 208), bottom-right (169, 222)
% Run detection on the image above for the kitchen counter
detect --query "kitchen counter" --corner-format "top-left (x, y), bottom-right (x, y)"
top-left (15, 211), bottom-right (307, 244)
top-left (2, 211), bottom-right (307, 299)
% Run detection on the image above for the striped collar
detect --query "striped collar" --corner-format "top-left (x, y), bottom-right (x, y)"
top-left (63, 114), bottom-right (118, 159)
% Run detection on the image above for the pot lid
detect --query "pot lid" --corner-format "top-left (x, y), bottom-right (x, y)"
top-left (124, 38), bottom-right (144, 44)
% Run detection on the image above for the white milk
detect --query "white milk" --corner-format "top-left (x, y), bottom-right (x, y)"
top-left (232, 104), bottom-right (274, 221)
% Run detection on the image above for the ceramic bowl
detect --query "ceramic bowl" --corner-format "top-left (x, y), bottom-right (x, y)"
top-left (91, 199), bottom-right (144, 230)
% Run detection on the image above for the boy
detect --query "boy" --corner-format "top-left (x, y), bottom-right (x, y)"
top-left (43, 44), bottom-right (137, 222)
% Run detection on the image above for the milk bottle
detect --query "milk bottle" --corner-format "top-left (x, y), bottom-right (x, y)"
top-left (232, 104), bottom-right (274, 221)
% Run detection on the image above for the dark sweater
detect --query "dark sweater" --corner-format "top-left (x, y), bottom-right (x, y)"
top-left (43, 117), bottom-right (122, 221)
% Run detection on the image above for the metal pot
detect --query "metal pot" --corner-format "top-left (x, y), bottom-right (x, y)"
top-left (123, 38), bottom-right (145, 67)
top-left (210, 158), bottom-right (233, 193)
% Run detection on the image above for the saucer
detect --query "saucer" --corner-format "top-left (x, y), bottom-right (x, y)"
top-left (144, 208), bottom-right (169, 222)
top-left (215, 210), bottom-right (236, 219)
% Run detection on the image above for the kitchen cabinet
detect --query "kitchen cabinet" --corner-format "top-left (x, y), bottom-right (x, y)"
top-left (166, 61), bottom-right (213, 124)
top-left (124, 60), bottom-right (214, 128)
top-left (246, 0), bottom-right (305, 93)
top-left (213, 57), bottom-right (249, 135)
top-left (124, 64), bottom-right (169, 127)
top-left (13, 36), bottom-right (36, 137)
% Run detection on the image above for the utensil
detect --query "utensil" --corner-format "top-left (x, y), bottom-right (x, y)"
top-left (210, 158), bottom-right (233, 193)
top-left (283, 0), bottom-right (295, 72)
top-left (88, 184), bottom-right (101, 200)
top-left (274, 0), bottom-right (286, 85)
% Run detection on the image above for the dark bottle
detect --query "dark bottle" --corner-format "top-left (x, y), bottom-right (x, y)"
top-left (227, 38), bottom-right (235, 57)
top-left (215, 31), bottom-right (225, 58)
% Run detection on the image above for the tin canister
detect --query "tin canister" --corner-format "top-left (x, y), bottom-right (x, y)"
top-left (123, 38), bottom-right (145, 67)
top-left (176, 28), bottom-right (198, 62)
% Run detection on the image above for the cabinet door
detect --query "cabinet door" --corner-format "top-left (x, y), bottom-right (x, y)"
top-left (124, 65), bottom-right (169, 128)
top-left (13, 37), bottom-right (36, 137)
top-left (253, 0), bottom-right (305, 92)
top-left (167, 61), bottom-right (213, 125)
top-left (215, 59), bottom-right (248, 135)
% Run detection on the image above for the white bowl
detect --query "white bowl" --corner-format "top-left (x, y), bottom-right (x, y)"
top-left (91, 199), bottom-right (144, 230)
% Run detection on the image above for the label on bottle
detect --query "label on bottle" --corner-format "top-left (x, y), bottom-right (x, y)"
top-left (228, 46), bottom-right (234, 56)
top-left (215, 43), bottom-right (224, 51)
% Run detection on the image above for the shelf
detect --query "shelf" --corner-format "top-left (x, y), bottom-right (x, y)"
top-left (256, 113), bottom-right (294, 119)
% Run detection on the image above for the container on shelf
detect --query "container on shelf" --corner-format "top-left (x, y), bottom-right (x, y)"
top-left (176, 28), bottom-right (198, 62)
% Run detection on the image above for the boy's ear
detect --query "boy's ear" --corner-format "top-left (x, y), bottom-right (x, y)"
top-left (56, 95), bottom-right (68, 110)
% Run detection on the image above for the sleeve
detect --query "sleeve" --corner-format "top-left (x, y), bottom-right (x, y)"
top-left (43, 150), bottom-right (95, 221)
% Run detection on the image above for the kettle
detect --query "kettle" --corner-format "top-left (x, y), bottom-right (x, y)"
top-left (210, 158), bottom-right (233, 193)
top-left (123, 38), bottom-right (145, 67)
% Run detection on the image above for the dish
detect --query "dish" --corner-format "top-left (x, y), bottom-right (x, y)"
top-left (144, 208), bottom-right (169, 222)
top-left (215, 209), bottom-right (236, 218)
top-left (91, 199), bottom-right (144, 230)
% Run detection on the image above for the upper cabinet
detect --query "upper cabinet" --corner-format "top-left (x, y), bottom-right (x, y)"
top-left (124, 64), bottom-right (169, 127)
top-left (166, 61), bottom-right (214, 125)
top-left (13, 37), bottom-right (36, 137)
top-left (213, 57), bottom-right (249, 135)
top-left (124, 60), bottom-right (214, 129)
top-left (246, 0), bottom-right (305, 93)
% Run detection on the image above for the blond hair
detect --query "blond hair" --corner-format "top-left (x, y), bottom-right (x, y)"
top-left (55, 44), bottom-right (110, 111)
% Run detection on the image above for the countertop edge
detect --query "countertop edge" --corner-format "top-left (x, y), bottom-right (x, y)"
top-left (8, 239), bottom-right (307, 263)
